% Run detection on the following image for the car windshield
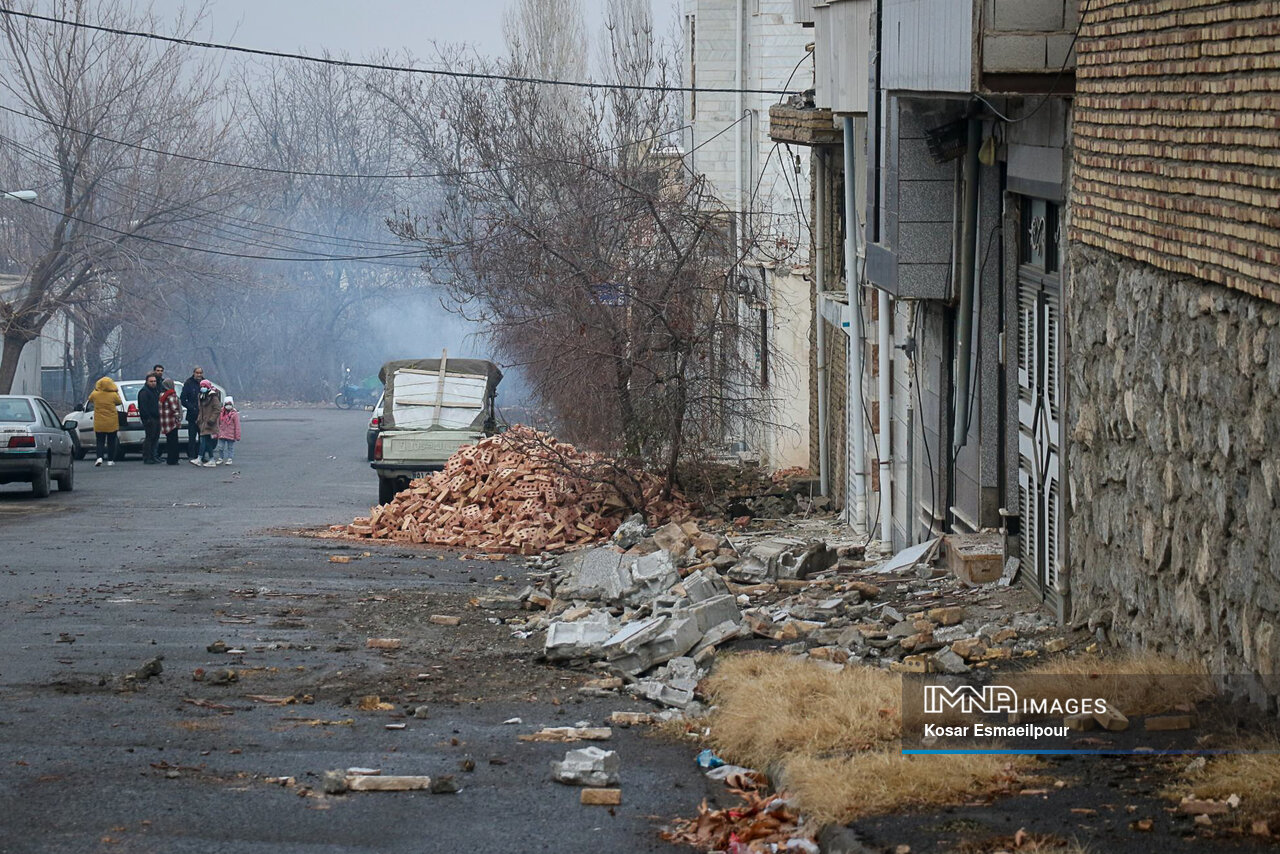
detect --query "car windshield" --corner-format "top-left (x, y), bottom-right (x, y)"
top-left (0, 399), bottom-right (35, 423)
top-left (118, 382), bottom-right (144, 401)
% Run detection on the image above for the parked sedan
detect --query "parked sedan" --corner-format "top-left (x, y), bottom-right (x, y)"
top-left (0, 395), bottom-right (75, 497)
top-left (63, 379), bottom-right (226, 460)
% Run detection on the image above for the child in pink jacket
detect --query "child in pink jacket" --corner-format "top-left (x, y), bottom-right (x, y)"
top-left (215, 396), bottom-right (242, 465)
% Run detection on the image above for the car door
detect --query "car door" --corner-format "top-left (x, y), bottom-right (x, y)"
top-left (37, 399), bottom-right (70, 468)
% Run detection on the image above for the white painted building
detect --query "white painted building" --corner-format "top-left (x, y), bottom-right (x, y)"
top-left (682, 0), bottom-right (814, 470)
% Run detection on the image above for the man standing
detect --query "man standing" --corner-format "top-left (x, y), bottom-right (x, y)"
top-left (180, 366), bottom-right (204, 460)
top-left (136, 373), bottom-right (162, 464)
top-left (152, 364), bottom-right (165, 385)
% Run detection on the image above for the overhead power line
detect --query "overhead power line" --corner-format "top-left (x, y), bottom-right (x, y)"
top-left (0, 6), bottom-right (803, 97)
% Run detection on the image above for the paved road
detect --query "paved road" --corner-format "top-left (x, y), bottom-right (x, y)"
top-left (0, 408), bottom-right (712, 853)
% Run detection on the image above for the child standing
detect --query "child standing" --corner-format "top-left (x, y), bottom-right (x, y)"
top-left (216, 396), bottom-right (241, 465)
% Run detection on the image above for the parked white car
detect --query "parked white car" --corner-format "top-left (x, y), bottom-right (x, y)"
top-left (63, 379), bottom-right (226, 460)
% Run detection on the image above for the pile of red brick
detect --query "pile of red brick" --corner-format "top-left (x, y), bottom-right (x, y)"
top-left (342, 426), bottom-right (687, 553)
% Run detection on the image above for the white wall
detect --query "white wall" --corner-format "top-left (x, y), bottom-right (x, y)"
top-left (683, 0), bottom-right (812, 269)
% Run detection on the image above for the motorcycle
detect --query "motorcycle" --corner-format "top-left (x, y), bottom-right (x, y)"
top-left (334, 372), bottom-right (380, 410)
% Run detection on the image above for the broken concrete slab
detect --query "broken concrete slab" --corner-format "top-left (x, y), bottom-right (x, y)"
top-left (545, 612), bottom-right (615, 660)
top-left (563, 548), bottom-right (632, 601)
top-left (875, 537), bottom-right (940, 574)
top-left (689, 594), bottom-right (741, 633)
top-left (551, 746), bottom-right (619, 787)
top-left (644, 615), bottom-right (703, 665)
top-left (600, 616), bottom-right (667, 658)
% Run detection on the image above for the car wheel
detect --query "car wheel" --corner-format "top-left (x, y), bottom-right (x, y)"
top-left (70, 434), bottom-right (87, 460)
top-left (378, 477), bottom-right (398, 505)
top-left (31, 462), bottom-right (51, 498)
top-left (55, 457), bottom-right (74, 492)
top-left (112, 442), bottom-right (126, 462)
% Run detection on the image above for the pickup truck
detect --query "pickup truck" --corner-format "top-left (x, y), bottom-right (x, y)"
top-left (370, 356), bottom-right (503, 504)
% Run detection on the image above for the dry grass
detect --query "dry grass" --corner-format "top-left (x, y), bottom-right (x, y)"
top-left (1167, 747), bottom-right (1280, 828)
top-left (780, 752), bottom-right (1027, 825)
top-left (702, 652), bottom-right (1036, 824)
top-left (1011, 650), bottom-right (1214, 716)
top-left (704, 652), bottom-right (900, 767)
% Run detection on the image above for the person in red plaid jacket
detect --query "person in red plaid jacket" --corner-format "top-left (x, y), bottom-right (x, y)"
top-left (158, 379), bottom-right (183, 466)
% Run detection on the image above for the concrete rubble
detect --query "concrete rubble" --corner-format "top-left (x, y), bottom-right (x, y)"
top-left (490, 517), bottom-right (1070, 715)
top-left (551, 746), bottom-right (620, 787)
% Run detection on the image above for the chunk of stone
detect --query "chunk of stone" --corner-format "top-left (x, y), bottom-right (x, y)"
top-left (612, 514), bottom-right (647, 549)
top-left (551, 746), bottom-right (620, 787)
top-left (931, 648), bottom-right (970, 674)
top-left (652, 522), bottom-right (692, 557)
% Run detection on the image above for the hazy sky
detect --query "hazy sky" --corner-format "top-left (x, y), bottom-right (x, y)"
top-left (202, 1), bottom-right (679, 64)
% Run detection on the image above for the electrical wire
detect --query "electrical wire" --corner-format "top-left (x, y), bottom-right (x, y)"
top-left (15, 195), bottom-right (435, 263)
top-left (0, 101), bottom-right (691, 185)
top-left (0, 6), bottom-right (803, 97)
top-left (973, 0), bottom-right (1095, 124)
top-left (0, 131), bottom-right (424, 257)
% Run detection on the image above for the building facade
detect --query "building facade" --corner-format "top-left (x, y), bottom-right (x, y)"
top-left (683, 0), bottom-right (815, 470)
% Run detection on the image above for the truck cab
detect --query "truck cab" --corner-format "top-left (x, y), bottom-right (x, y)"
top-left (370, 356), bottom-right (503, 504)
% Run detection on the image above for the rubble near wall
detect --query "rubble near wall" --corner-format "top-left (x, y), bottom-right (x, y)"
top-left (1068, 246), bottom-right (1280, 698)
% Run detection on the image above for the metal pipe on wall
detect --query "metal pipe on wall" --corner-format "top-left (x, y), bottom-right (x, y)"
top-left (814, 152), bottom-right (829, 496)
top-left (953, 116), bottom-right (981, 453)
top-left (878, 288), bottom-right (892, 543)
top-left (844, 115), bottom-right (867, 534)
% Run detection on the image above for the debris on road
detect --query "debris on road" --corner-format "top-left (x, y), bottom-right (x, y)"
top-left (344, 775), bottom-right (434, 792)
top-left (551, 746), bottom-right (620, 787)
top-left (519, 726), bottom-right (612, 742)
top-left (339, 426), bottom-right (690, 552)
top-left (365, 637), bottom-right (403, 650)
top-left (428, 615), bottom-right (461, 627)
top-left (661, 788), bottom-right (813, 852)
top-left (581, 788), bottom-right (622, 806)
top-left (128, 656), bottom-right (164, 682)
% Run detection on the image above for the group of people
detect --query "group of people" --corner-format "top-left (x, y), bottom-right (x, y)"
top-left (85, 364), bottom-right (242, 468)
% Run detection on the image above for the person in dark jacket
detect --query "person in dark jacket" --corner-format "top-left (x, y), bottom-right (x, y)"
top-left (180, 366), bottom-right (204, 460)
top-left (136, 373), bottom-right (162, 464)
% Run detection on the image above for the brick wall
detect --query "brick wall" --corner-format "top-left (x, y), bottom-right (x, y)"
top-left (1071, 0), bottom-right (1280, 303)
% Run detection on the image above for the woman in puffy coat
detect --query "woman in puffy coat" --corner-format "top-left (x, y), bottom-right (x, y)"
top-left (87, 376), bottom-right (123, 467)
top-left (193, 380), bottom-right (223, 466)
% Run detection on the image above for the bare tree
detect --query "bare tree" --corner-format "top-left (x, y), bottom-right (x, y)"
top-left (387, 6), bottom-right (777, 494)
top-left (0, 0), bottom-right (239, 392)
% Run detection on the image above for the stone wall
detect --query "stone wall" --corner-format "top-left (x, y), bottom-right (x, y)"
top-left (1067, 244), bottom-right (1280, 696)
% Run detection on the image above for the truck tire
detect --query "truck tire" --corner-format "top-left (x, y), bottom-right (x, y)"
top-left (378, 477), bottom-right (398, 505)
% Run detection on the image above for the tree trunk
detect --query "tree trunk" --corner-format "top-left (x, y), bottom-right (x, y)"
top-left (0, 332), bottom-right (32, 394)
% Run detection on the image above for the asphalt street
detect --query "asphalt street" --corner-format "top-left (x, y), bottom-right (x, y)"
top-left (0, 407), bottom-right (714, 853)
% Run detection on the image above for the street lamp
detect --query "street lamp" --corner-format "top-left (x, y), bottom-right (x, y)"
top-left (1, 190), bottom-right (36, 202)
